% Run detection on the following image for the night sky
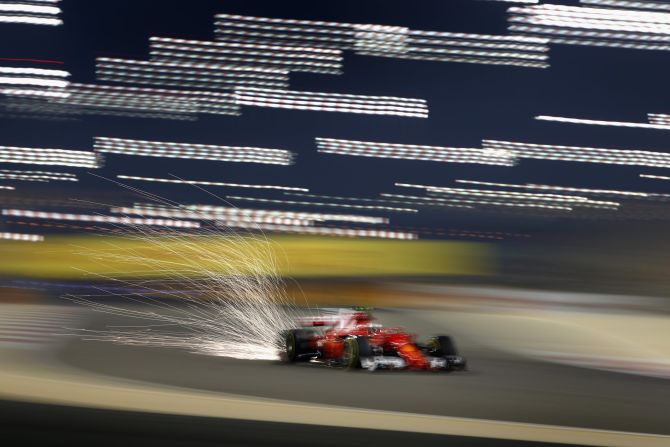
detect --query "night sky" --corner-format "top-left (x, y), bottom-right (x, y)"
top-left (2, 0), bottom-right (670, 238)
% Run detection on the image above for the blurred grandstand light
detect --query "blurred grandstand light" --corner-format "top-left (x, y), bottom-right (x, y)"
top-left (396, 182), bottom-right (619, 209)
top-left (0, 231), bottom-right (43, 242)
top-left (95, 57), bottom-right (290, 90)
top-left (0, 185), bottom-right (15, 190)
top-left (508, 4), bottom-right (670, 50)
top-left (580, 0), bottom-right (670, 12)
top-left (111, 206), bottom-right (315, 226)
top-left (357, 28), bottom-right (549, 68)
top-left (0, 169), bottom-right (76, 182)
top-left (215, 221), bottom-right (418, 240)
top-left (0, 66), bottom-right (69, 89)
top-left (0, 0), bottom-right (62, 26)
top-left (1, 209), bottom-right (200, 228)
top-left (235, 88), bottom-right (429, 117)
top-left (214, 13), bottom-right (360, 49)
top-left (183, 204), bottom-right (389, 224)
top-left (0, 145), bottom-right (100, 168)
top-left (215, 13), bottom-right (548, 68)
top-left (94, 137), bottom-right (294, 165)
top-left (455, 179), bottom-right (652, 197)
top-left (316, 137), bottom-right (515, 165)
top-left (536, 115), bottom-right (670, 130)
top-left (117, 175), bottom-right (308, 191)
top-left (483, 139), bottom-right (670, 168)
top-left (640, 173), bottom-right (670, 180)
top-left (2, 83), bottom-right (241, 119)
top-left (381, 193), bottom-right (574, 210)
top-left (149, 37), bottom-right (344, 74)
top-left (225, 195), bottom-right (419, 213)
top-left (286, 192), bottom-right (474, 209)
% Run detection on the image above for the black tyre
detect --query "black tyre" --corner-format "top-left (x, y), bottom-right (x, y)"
top-left (342, 336), bottom-right (371, 370)
top-left (283, 329), bottom-right (316, 362)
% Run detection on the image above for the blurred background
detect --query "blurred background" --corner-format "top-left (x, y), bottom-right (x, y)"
top-left (1, 1), bottom-right (670, 446)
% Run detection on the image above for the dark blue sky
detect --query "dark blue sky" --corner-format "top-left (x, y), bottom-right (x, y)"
top-left (1, 0), bottom-right (670, 237)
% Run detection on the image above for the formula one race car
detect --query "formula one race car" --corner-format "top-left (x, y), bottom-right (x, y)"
top-left (281, 307), bottom-right (466, 371)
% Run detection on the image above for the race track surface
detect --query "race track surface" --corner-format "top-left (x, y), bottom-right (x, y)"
top-left (57, 308), bottom-right (670, 436)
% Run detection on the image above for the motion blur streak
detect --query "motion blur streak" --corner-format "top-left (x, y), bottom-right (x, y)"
top-left (149, 37), bottom-right (344, 74)
top-left (509, 4), bottom-right (670, 51)
top-left (0, 235), bottom-right (492, 278)
top-left (483, 139), bottom-right (670, 167)
top-left (225, 194), bottom-right (419, 213)
top-left (316, 138), bottom-right (514, 165)
top-left (116, 175), bottom-right (308, 191)
top-left (581, 0), bottom-right (670, 12)
top-left (0, 231), bottom-right (42, 241)
top-left (455, 179), bottom-right (651, 197)
top-left (1, 209), bottom-right (201, 228)
top-left (0, 169), bottom-right (77, 182)
top-left (216, 221), bottom-right (418, 239)
top-left (234, 87), bottom-right (429, 117)
top-left (94, 136), bottom-right (294, 165)
top-left (183, 204), bottom-right (389, 224)
top-left (537, 114), bottom-right (670, 130)
top-left (95, 57), bottom-right (290, 91)
top-left (0, 145), bottom-right (99, 168)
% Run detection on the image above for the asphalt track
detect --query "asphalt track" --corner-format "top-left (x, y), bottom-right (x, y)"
top-left (56, 307), bottom-right (670, 436)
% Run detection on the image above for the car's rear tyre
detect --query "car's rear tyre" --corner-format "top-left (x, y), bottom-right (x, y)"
top-left (283, 329), bottom-right (316, 362)
top-left (342, 336), bottom-right (371, 370)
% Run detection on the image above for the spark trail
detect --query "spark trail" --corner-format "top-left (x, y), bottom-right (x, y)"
top-left (66, 192), bottom-right (306, 361)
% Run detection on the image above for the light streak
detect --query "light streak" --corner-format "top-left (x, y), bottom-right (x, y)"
top-left (225, 195), bottom-right (418, 213)
top-left (0, 15), bottom-right (61, 25)
top-left (0, 232), bottom-right (43, 242)
top-left (1, 209), bottom-right (200, 228)
top-left (508, 4), bottom-right (670, 50)
top-left (0, 184), bottom-right (15, 190)
top-left (536, 115), bottom-right (670, 130)
top-left (0, 3), bottom-right (60, 15)
top-left (483, 139), bottom-right (670, 168)
top-left (358, 28), bottom-right (549, 68)
top-left (0, 145), bottom-right (100, 168)
top-left (0, 169), bottom-right (77, 182)
top-left (580, 1), bottom-right (670, 12)
top-left (0, 76), bottom-right (68, 88)
top-left (395, 182), bottom-right (620, 208)
top-left (380, 193), bottom-right (574, 211)
top-left (640, 173), bottom-right (670, 180)
top-left (234, 87), bottom-right (428, 118)
top-left (1, 83), bottom-right (241, 118)
top-left (480, 0), bottom-right (539, 3)
top-left (116, 175), bottom-right (308, 191)
top-left (1, 88), bottom-right (70, 98)
top-left (455, 179), bottom-right (651, 197)
top-left (94, 137), bottom-right (294, 165)
top-left (285, 192), bottom-right (474, 209)
top-left (215, 13), bottom-right (358, 49)
top-left (316, 137), bottom-right (514, 165)
top-left (149, 37), bottom-right (343, 74)
top-left (112, 206), bottom-right (314, 226)
top-left (0, 66), bottom-right (68, 77)
top-left (216, 221), bottom-right (418, 240)
top-left (183, 204), bottom-right (388, 224)
top-left (96, 57), bottom-right (289, 90)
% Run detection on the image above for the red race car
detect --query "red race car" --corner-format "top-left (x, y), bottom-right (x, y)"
top-left (281, 307), bottom-right (466, 371)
